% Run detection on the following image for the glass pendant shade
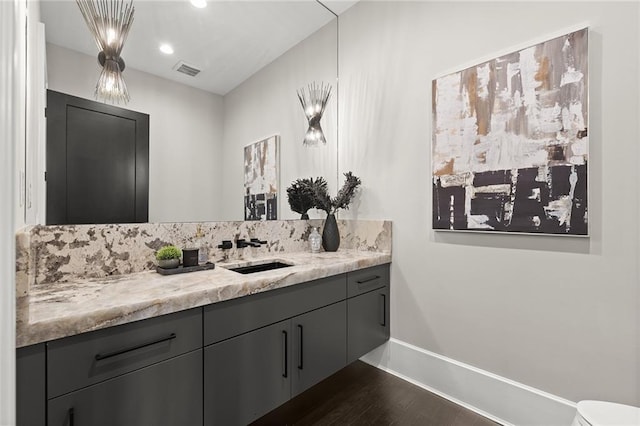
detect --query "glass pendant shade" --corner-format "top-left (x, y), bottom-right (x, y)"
top-left (303, 119), bottom-right (326, 146)
top-left (297, 82), bottom-right (332, 147)
top-left (96, 57), bottom-right (130, 103)
top-left (76, 0), bottom-right (135, 104)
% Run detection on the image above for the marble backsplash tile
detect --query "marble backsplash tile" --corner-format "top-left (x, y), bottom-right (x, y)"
top-left (16, 220), bottom-right (391, 292)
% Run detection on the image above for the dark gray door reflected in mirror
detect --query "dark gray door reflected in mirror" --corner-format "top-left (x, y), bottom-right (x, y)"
top-left (46, 90), bottom-right (149, 225)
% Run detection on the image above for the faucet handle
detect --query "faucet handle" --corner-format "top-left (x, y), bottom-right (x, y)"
top-left (235, 239), bottom-right (249, 248)
top-left (250, 238), bottom-right (268, 245)
top-left (217, 240), bottom-right (232, 250)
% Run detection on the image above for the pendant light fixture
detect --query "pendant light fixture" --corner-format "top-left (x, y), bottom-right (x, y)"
top-left (76, 0), bottom-right (135, 104)
top-left (297, 82), bottom-right (332, 147)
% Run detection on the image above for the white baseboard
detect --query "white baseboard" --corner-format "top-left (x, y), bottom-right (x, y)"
top-left (360, 338), bottom-right (577, 426)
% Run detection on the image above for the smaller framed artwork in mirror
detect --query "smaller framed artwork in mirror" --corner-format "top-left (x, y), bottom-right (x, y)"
top-left (244, 135), bottom-right (280, 221)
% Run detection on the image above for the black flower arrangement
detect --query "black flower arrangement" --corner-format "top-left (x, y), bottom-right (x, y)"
top-left (286, 177), bottom-right (323, 219)
top-left (287, 172), bottom-right (361, 252)
top-left (313, 172), bottom-right (361, 215)
top-left (286, 172), bottom-right (361, 218)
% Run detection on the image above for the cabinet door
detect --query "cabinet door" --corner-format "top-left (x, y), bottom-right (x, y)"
top-left (204, 320), bottom-right (291, 426)
top-left (17, 344), bottom-right (46, 426)
top-left (291, 301), bottom-right (347, 396)
top-left (347, 286), bottom-right (390, 363)
top-left (47, 350), bottom-right (202, 426)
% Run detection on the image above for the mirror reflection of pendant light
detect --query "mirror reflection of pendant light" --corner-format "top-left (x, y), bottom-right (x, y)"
top-left (76, 0), bottom-right (135, 104)
top-left (297, 82), bottom-right (332, 147)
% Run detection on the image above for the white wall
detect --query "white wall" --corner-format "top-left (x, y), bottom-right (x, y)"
top-left (637, 1), bottom-right (640, 412)
top-left (1, 0), bottom-right (23, 422)
top-left (25, 0), bottom-right (45, 225)
top-left (46, 44), bottom-right (225, 223)
top-left (221, 20), bottom-right (338, 221)
top-left (14, 1), bottom-right (27, 232)
top-left (339, 1), bottom-right (639, 405)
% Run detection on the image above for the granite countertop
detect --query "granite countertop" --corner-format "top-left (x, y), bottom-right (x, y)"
top-left (17, 250), bottom-right (391, 348)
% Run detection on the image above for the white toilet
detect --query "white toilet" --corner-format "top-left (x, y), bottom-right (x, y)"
top-left (572, 400), bottom-right (640, 426)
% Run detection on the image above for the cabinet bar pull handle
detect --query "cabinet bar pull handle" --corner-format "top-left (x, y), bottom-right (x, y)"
top-left (282, 330), bottom-right (288, 378)
top-left (297, 324), bottom-right (304, 370)
top-left (95, 333), bottom-right (177, 361)
top-left (380, 294), bottom-right (386, 327)
top-left (68, 407), bottom-right (74, 426)
top-left (357, 275), bottom-right (380, 285)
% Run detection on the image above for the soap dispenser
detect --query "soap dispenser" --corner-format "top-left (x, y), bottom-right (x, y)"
top-left (309, 227), bottom-right (321, 253)
top-left (195, 225), bottom-right (208, 264)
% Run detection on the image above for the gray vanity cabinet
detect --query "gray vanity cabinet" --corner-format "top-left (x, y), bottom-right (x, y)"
top-left (47, 350), bottom-right (203, 426)
top-left (204, 320), bottom-right (292, 426)
top-left (16, 263), bottom-right (391, 426)
top-left (204, 301), bottom-right (347, 425)
top-left (202, 275), bottom-right (349, 425)
top-left (347, 264), bottom-right (391, 363)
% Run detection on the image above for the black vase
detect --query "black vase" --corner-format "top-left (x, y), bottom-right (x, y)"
top-left (322, 213), bottom-right (340, 252)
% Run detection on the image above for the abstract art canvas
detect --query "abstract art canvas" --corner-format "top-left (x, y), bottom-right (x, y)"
top-left (432, 28), bottom-right (588, 235)
top-left (244, 135), bottom-right (279, 221)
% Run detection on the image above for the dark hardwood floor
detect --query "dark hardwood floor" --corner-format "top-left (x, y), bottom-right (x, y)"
top-left (252, 361), bottom-right (501, 426)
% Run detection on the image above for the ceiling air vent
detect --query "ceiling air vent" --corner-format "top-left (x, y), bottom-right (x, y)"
top-left (173, 61), bottom-right (201, 77)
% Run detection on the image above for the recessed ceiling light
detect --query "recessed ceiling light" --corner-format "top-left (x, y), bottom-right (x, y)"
top-left (190, 0), bottom-right (206, 8)
top-left (159, 44), bottom-right (174, 55)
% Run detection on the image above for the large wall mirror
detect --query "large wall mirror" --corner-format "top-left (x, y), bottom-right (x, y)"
top-left (26, 0), bottom-right (344, 224)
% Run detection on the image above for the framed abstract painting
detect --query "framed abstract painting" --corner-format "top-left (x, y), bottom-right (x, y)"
top-left (432, 28), bottom-right (588, 235)
top-left (244, 135), bottom-right (279, 221)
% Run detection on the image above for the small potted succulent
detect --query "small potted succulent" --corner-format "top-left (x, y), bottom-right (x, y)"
top-left (156, 245), bottom-right (182, 269)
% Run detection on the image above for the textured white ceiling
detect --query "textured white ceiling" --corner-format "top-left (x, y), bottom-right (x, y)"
top-left (40, 0), bottom-right (357, 95)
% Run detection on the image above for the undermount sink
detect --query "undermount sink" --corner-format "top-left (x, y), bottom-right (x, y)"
top-left (225, 261), bottom-right (293, 274)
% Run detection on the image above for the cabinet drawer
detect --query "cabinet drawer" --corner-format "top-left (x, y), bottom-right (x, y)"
top-left (48, 350), bottom-right (203, 426)
top-left (204, 274), bottom-right (346, 346)
top-left (47, 307), bottom-right (202, 399)
top-left (347, 264), bottom-right (390, 298)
